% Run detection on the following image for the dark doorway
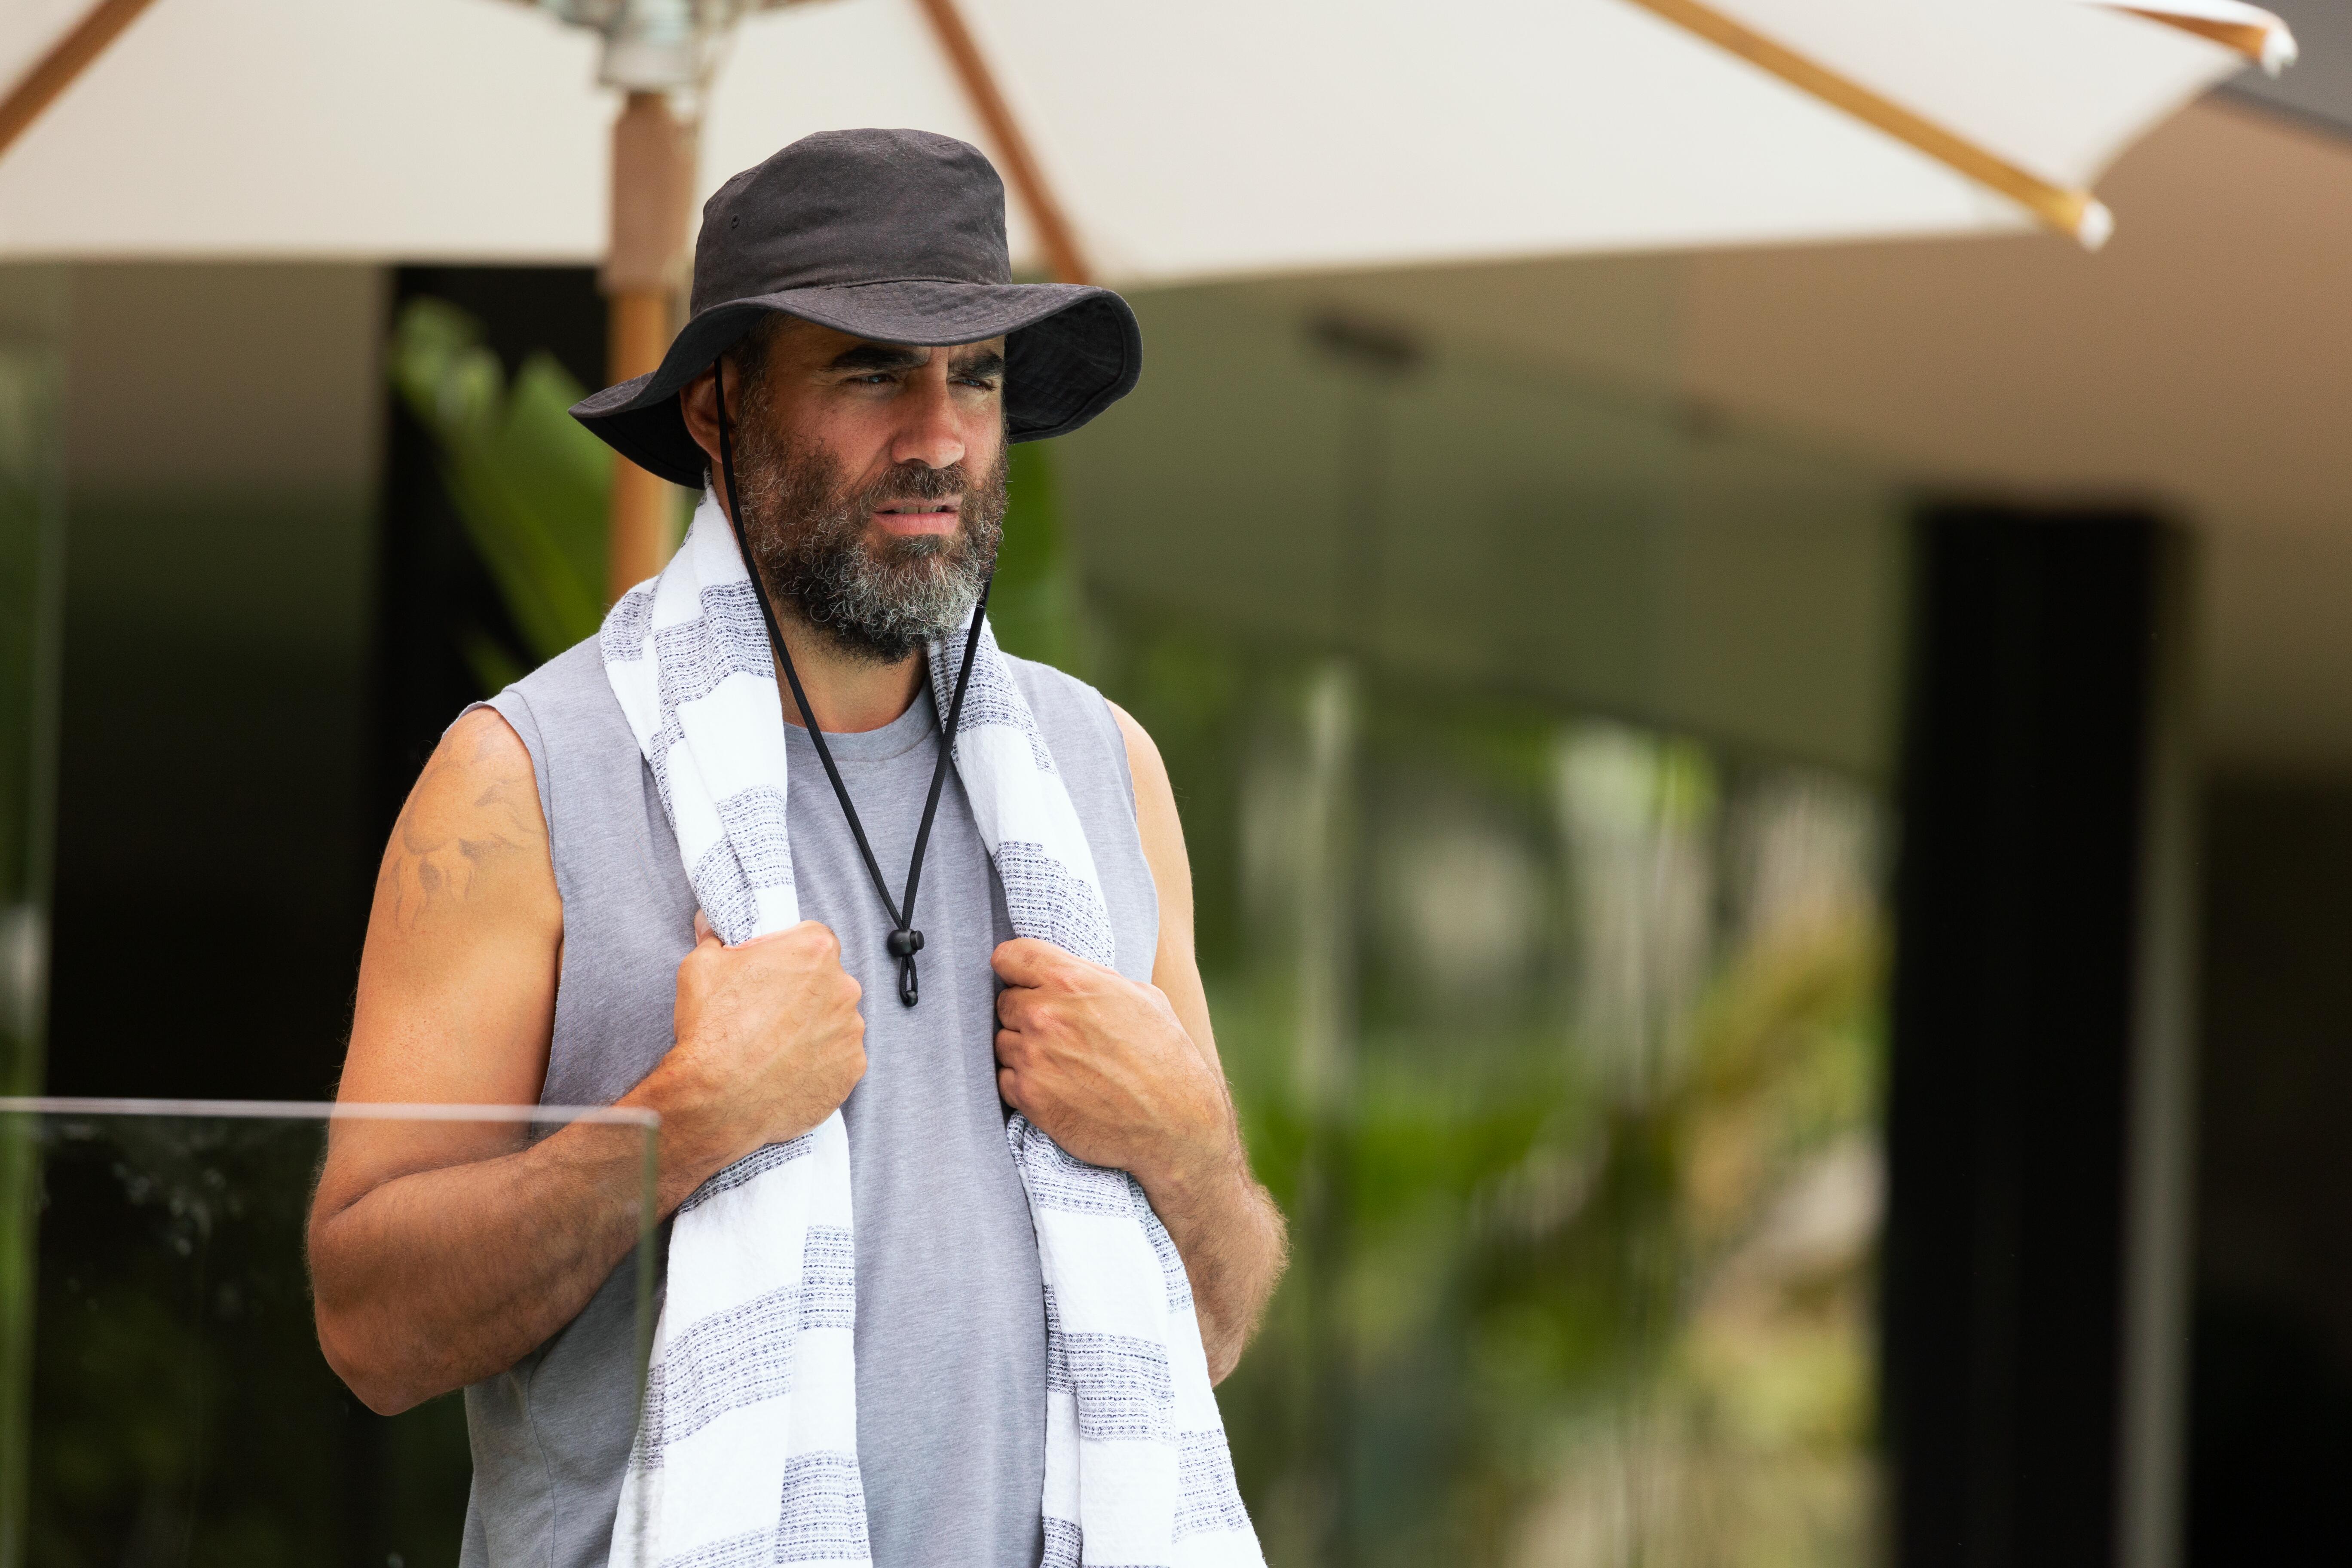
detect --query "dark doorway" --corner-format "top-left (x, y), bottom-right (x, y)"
top-left (45, 264), bottom-right (384, 1102)
top-left (2187, 776), bottom-right (2352, 1564)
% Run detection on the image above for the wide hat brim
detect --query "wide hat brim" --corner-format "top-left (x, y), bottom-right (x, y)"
top-left (570, 279), bottom-right (1141, 487)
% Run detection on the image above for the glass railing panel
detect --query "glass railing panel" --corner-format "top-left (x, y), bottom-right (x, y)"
top-left (0, 1099), bottom-right (658, 1568)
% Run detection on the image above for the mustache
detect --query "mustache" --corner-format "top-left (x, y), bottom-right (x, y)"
top-left (858, 461), bottom-right (972, 511)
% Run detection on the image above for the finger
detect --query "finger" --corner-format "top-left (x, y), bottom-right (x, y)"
top-left (693, 909), bottom-right (714, 943)
top-left (735, 919), bottom-right (830, 954)
top-left (995, 985), bottom-right (1036, 1031)
top-left (997, 1066), bottom-right (1026, 1112)
top-left (991, 938), bottom-right (1069, 988)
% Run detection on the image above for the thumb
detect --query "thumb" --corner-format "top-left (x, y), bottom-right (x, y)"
top-left (992, 937), bottom-right (1065, 988)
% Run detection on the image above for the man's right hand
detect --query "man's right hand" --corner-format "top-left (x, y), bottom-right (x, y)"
top-left (631, 917), bottom-right (867, 1205)
top-left (315, 712), bottom-right (870, 1414)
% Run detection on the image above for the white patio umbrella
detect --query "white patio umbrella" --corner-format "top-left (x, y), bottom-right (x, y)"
top-left (0, 0), bottom-right (2297, 266)
top-left (0, 0), bottom-right (2294, 576)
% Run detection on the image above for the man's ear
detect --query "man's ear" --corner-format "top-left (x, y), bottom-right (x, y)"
top-left (679, 367), bottom-right (724, 474)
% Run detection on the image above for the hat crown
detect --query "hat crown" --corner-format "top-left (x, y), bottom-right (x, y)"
top-left (691, 129), bottom-right (1012, 315)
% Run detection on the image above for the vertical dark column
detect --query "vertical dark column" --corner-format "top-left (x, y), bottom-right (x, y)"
top-left (1883, 504), bottom-right (2187, 1568)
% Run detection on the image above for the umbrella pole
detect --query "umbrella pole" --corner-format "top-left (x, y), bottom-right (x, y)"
top-left (912, 0), bottom-right (1090, 284)
top-left (604, 89), bottom-right (696, 603)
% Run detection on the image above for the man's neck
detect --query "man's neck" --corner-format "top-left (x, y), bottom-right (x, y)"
top-left (772, 611), bottom-right (925, 735)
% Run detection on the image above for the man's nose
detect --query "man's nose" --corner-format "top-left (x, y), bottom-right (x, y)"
top-left (889, 373), bottom-right (966, 471)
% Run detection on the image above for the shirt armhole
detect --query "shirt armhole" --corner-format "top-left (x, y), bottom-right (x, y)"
top-left (466, 692), bottom-right (555, 839)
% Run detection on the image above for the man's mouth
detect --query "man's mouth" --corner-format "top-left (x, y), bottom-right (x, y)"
top-left (872, 499), bottom-right (961, 536)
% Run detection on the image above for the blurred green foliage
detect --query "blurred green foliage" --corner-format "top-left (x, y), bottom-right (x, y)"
top-left (388, 298), bottom-right (610, 691)
top-left (1094, 615), bottom-right (1887, 1567)
top-left (988, 440), bottom-right (1087, 673)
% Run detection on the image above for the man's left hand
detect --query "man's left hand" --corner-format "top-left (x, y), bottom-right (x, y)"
top-left (991, 937), bottom-right (1236, 1196)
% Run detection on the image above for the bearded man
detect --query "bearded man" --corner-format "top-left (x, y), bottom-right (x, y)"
top-left (309, 130), bottom-right (1286, 1568)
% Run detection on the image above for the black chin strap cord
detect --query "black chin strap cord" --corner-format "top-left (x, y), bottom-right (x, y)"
top-left (711, 359), bottom-right (992, 1007)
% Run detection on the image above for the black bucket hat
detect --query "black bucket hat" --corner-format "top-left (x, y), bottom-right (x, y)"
top-left (571, 128), bottom-right (1142, 487)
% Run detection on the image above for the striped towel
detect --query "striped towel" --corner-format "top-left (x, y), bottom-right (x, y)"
top-left (599, 493), bottom-right (1262, 1568)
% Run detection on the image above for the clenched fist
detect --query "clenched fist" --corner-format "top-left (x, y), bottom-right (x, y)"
top-left (631, 916), bottom-right (866, 1208)
top-left (991, 938), bottom-right (1234, 1196)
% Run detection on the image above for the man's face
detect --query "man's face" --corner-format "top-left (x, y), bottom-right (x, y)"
top-left (685, 319), bottom-right (1011, 664)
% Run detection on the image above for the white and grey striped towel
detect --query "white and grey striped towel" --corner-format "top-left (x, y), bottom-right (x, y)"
top-left (599, 493), bottom-right (1263, 1568)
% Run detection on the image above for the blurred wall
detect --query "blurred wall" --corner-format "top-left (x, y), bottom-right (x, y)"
top-left (1213, 101), bottom-right (2352, 779)
top-left (47, 262), bottom-right (383, 1098)
top-left (1675, 100), bottom-right (2352, 778)
top-left (2221, 0), bottom-right (2352, 134)
top-left (1059, 287), bottom-right (1908, 780)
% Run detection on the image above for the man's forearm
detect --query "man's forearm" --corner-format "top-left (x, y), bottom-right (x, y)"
top-left (316, 925), bottom-right (869, 1416)
top-left (310, 1119), bottom-right (659, 1415)
top-left (1143, 1142), bottom-right (1290, 1384)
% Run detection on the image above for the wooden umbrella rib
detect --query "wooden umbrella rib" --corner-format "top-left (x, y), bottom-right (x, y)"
top-left (1623, 0), bottom-right (2106, 246)
top-left (910, 0), bottom-right (1093, 284)
top-left (2113, 11), bottom-right (2270, 63)
top-left (0, 0), bottom-right (160, 160)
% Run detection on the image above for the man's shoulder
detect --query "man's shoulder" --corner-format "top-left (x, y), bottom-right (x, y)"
top-left (481, 636), bottom-right (644, 828)
top-left (498, 636), bottom-right (630, 743)
top-left (1000, 650), bottom-right (1097, 703)
top-left (509, 634), bottom-right (613, 704)
top-left (1001, 653), bottom-right (1119, 747)
top-left (998, 653), bottom-right (1151, 821)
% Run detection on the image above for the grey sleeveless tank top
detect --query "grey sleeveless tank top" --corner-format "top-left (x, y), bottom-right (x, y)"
top-left (459, 637), bottom-right (1159, 1568)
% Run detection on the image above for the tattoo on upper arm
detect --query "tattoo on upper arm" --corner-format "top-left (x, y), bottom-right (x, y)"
top-left (376, 723), bottom-right (547, 930)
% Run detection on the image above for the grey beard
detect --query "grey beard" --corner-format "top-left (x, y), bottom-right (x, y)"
top-left (730, 429), bottom-right (1006, 665)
